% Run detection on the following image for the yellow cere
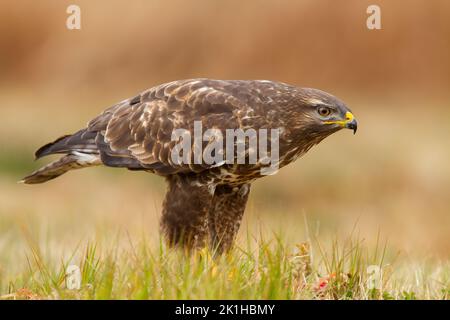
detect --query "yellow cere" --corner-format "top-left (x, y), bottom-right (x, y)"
top-left (324, 111), bottom-right (354, 127)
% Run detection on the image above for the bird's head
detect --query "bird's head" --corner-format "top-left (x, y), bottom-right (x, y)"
top-left (288, 88), bottom-right (357, 137)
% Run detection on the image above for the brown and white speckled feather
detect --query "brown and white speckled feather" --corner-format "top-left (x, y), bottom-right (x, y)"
top-left (22, 78), bottom-right (355, 252)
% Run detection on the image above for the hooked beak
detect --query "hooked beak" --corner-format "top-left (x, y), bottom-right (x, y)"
top-left (346, 118), bottom-right (358, 134)
top-left (324, 111), bottom-right (358, 134)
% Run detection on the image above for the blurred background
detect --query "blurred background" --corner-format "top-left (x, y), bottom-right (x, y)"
top-left (0, 0), bottom-right (449, 274)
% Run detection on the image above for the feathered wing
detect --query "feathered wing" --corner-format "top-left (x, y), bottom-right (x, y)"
top-left (92, 79), bottom-right (249, 174)
top-left (21, 79), bottom-right (250, 183)
top-left (22, 79), bottom-right (267, 183)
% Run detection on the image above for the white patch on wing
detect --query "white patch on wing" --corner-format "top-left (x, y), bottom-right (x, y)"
top-left (196, 87), bottom-right (211, 93)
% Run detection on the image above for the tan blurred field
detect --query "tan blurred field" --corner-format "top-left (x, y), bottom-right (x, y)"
top-left (0, 0), bottom-right (449, 299)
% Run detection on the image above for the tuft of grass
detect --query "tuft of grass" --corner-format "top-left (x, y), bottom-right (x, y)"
top-left (0, 229), bottom-right (448, 300)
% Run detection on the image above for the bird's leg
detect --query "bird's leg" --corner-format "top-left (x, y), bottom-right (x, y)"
top-left (161, 175), bottom-right (214, 250)
top-left (208, 183), bottom-right (251, 254)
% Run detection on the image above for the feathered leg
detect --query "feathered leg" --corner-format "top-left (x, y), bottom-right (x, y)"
top-left (208, 183), bottom-right (251, 254)
top-left (161, 175), bottom-right (214, 250)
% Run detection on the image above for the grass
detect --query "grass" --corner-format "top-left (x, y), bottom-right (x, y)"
top-left (1, 226), bottom-right (448, 300)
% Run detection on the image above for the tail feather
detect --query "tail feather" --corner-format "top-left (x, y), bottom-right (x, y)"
top-left (21, 153), bottom-right (101, 184)
top-left (34, 135), bottom-right (72, 159)
top-left (35, 129), bottom-right (98, 159)
top-left (23, 129), bottom-right (103, 184)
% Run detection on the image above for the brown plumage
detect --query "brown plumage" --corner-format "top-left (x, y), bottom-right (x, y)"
top-left (22, 79), bottom-right (357, 253)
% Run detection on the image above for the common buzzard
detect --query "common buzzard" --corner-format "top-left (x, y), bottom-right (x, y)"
top-left (22, 79), bottom-right (357, 253)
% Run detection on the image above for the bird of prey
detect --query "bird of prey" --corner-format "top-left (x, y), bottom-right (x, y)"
top-left (22, 79), bottom-right (357, 253)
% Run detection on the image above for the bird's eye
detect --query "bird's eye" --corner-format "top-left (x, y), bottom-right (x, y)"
top-left (317, 106), bottom-right (331, 117)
